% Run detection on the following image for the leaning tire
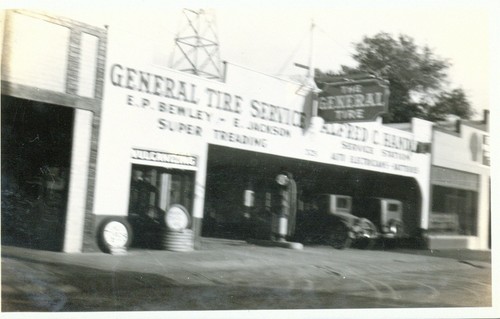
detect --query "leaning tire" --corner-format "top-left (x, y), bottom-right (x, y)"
top-left (329, 223), bottom-right (352, 249)
top-left (164, 204), bottom-right (191, 232)
top-left (97, 217), bottom-right (133, 253)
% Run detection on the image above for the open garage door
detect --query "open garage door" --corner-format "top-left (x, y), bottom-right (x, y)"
top-left (202, 145), bottom-right (422, 241)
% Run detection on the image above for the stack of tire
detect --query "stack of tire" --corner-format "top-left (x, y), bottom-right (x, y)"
top-left (162, 204), bottom-right (194, 252)
top-left (162, 229), bottom-right (194, 252)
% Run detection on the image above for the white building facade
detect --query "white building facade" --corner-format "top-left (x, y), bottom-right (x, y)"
top-left (90, 25), bottom-right (435, 251)
top-left (426, 118), bottom-right (490, 249)
top-left (1, 10), bottom-right (490, 252)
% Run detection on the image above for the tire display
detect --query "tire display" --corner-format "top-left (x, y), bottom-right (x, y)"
top-left (162, 229), bottom-right (194, 252)
top-left (164, 204), bottom-right (191, 232)
top-left (98, 217), bottom-right (133, 254)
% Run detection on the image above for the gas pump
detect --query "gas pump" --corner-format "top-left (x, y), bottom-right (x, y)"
top-left (243, 181), bottom-right (255, 220)
top-left (271, 172), bottom-right (297, 242)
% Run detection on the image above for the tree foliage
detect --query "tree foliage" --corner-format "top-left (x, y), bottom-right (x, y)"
top-left (428, 88), bottom-right (475, 121)
top-left (315, 32), bottom-right (474, 123)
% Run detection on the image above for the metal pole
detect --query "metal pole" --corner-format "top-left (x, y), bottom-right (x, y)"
top-left (308, 19), bottom-right (320, 117)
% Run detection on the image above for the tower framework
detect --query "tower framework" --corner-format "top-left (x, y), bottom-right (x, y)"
top-left (170, 9), bottom-right (223, 80)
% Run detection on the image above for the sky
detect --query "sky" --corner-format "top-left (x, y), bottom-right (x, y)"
top-left (4, 0), bottom-right (499, 119)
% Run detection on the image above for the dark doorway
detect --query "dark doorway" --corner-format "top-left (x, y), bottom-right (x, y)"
top-left (202, 144), bottom-right (422, 240)
top-left (1, 95), bottom-right (74, 251)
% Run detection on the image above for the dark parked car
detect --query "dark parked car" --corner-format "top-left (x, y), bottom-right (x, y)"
top-left (128, 205), bottom-right (166, 249)
top-left (294, 194), bottom-right (378, 249)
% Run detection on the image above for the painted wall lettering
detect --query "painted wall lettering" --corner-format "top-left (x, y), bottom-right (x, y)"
top-left (250, 99), bottom-right (305, 128)
top-left (131, 148), bottom-right (197, 166)
top-left (110, 64), bottom-right (199, 104)
top-left (158, 119), bottom-right (202, 136)
top-left (213, 129), bottom-right (267, 148)
top-left (205, 88), bottom-right (243, 114)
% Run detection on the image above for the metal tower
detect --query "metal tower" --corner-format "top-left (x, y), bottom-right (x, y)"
top-left (170, 9), bottom-right (223, 80)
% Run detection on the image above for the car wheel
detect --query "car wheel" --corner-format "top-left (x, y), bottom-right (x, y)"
top-left (382, 238), bottom-right (397, 249)
top-left (357, 237), bottom-right (376, 250)
top-left (329, 223), bottom-right (352, 249)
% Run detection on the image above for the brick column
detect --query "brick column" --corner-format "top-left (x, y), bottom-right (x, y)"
top-left (66, 29), bottom-right (81, 95)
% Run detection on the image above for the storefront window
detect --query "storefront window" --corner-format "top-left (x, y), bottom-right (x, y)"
top-left (431, 185), bottom-right (478, 235)
top-left (128, 164), bottom-right (194, 217)
top-left (128, 164), bottom-right (194, 248)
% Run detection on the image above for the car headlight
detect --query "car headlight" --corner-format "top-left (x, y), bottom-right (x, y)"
top-left (389, 224), bottom-right (398, 233)
top-left (388, 219), bottom-right (403, 235)
top-left (354, 218), bottom-right (377, 238)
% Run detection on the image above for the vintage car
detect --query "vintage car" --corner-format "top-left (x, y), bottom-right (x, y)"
top-left (353, 197), bottom-right (406, 241)
top-left (294, 194), bottom-right (378, 249)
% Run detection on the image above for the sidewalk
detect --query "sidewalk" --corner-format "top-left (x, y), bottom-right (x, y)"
top-left (2, 237), bottom-right (491, 279)
top-left (1, 238), bottom-right (493, 311)
top-left (388, 247), bottom-right (491, 263)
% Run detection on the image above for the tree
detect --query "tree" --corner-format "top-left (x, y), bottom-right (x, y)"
top-left (427, 88), bottom-right (475, 121)
top-left (315, 32), bottom-right (474, 123)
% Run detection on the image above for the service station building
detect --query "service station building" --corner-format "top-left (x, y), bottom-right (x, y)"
top-left (1, 10), bottom-right (491, 253)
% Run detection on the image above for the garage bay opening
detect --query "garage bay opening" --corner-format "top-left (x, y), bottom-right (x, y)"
top-left (1, 95), bottom-right (74, 251)
top-left (202, 145), bottom-right (422, 248)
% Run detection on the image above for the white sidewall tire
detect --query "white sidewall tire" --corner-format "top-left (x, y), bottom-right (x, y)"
top-left (98, 217), bottom-right (133, 253)
top-left (164, 204), bottom-right (192, 232)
